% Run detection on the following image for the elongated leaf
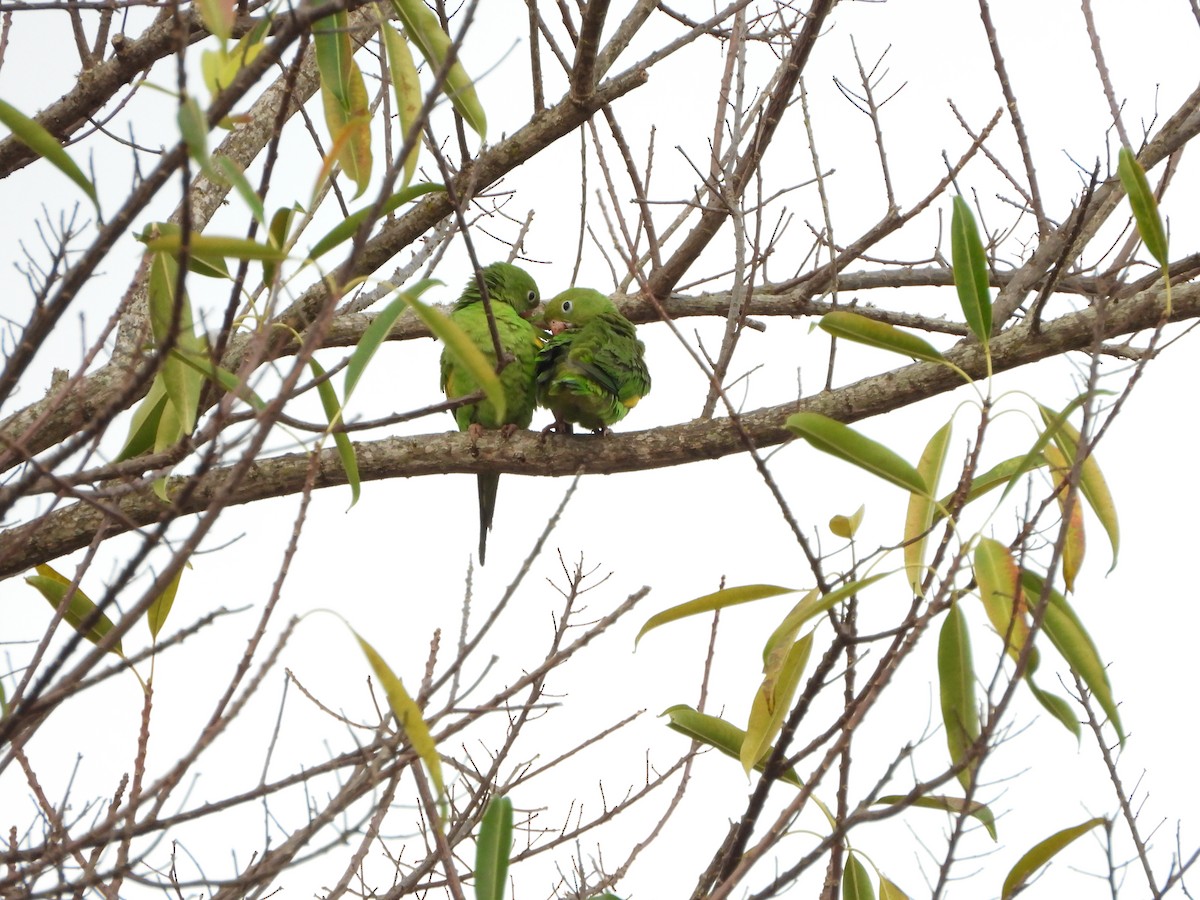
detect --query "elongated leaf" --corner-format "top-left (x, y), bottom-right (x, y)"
top-left (951, 195), bottom-right (992, 342)
top-left (938, 603), bottom-right (980, 791)
top-left (1117, 148), bottom-right (1168, 267)
top-left (320, 58), bottom-right (373, 198)
top-left (343, 278), bottom-right (440, 401)
top-left (382, 22), bottom-right (422, 187)
top-left (354, 631), bottom-right (445, 803)
top-left (197, 0), bottom-right (234, 40)
top-left (311, 358), bottom-right (360, 508)
top-left (905, 420), bottom-right (952, 593)
top-left (146, 231), bottom-right (286, 263)
top-left (1025, 674), bottom-right (1081, 741)
top-left (636, 584), bottom-right (798, 646)
top-left (147, 564), bottom-right (187, 640)
top-left (147, 250), bottom-right (205, 435)
top-left (313, 10), bottom-right (353, 105)
top-left (390, 0), bottom-right (487, 137)
top-left (1001, 817), bottom-right (1106, 899)
top-left (306, 182), bottom-right (444, 262)
top-left (169, 348), bottom-right (264, 409)
top-left (140, 222), bottom-right (230, 278)
top-left (27, 566), bottom-right (122, 655)
top-left (1038, 406), bottom-right (1119, 570)
top-left (875, 794), bottom-right (997, 841)
top-left (786, 413), bottom-right (928, 496)
top-left (974, 538), bottom-right (1029, 660)
top-left (933, 453), bottom-right (1051, 526)
top-left (878, 877), bottom-right (911, 900)
top-left (829, 505), bottom-right (864, 539)
top-left (842, 853), bottom-right (875, 900)
top-left (0, 97), bottom-right (99, 210)
top-left (1044, 445), bottom-right (1086, 591)
top-left (742, 631), bottom-right (813, 774)
top-left (213, 156), bottom-right (265, 224)
top-left (763, 574), bottom-right (888, 655)
top-left (152, 394), bottom-right (185, 500)
top-left (117, 376), bottom-right (170, 461)
top-left (1021, 571), bottom-right (1124, 743)
top-left (662, 705), bottom-right (802, 787)
top-left (820, 310), bottom-right (945, 364)
top-left (201, 17), bottom-right (269, 96)
top-left (475, 795), bottom-right (512, 900)
top-left (177, 96), bottom-right (212, 173)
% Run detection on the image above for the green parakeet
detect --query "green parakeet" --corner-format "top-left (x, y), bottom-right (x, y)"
top-left (535, 287), bottom-right (650, 434)
top-left (440, 261), bottom-right (542, 564)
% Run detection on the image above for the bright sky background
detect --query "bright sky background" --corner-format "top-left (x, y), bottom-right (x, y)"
top-left (2, 1), bottom-right (1199, 897)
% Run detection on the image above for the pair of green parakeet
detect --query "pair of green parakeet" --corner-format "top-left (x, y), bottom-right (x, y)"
top-left (439, 261), bottom-right (651, 564)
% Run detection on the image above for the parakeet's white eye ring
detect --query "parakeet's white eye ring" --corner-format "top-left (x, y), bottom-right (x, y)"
top-left (561, 300), bottom-right (573, 314)
top-left (527, 290), bottom-right (537, 303)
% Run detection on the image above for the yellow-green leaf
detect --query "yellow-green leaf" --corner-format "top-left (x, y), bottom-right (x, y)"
top-left (974, 538), bottom-right (1029, 660)
top-left (117, 376), bottom-right (170, 461)
top-left (875, 794), bottom-right (996, 841)
top-left (842, 853), bottom-right (875, 900)
top-left (201, 17), bottom-right (269, 96)
top-left (147, 563), bottom-right (187, 640)
top-left (878, 876), bottom-right (911, 900)
top-left (635, 584), bottom-right (798, 646)
top-left (197, 0), bottom-right (234, 41)
top-left (1044, 445), bottom-right (1086, 592)
top-left (1021, 571), bottom-right (1124, 744)
top-left (139, 222), bottom-right (230, 278)
top-left (306, 182), bottom-right (444, 262)
top-left (932, 453), bottom-right (1051, 527)
top-left (820, 310), bottom-right (945, 364)
top-left (311, 358), bottom-right (360, 509)
top-left (1024, 674), bottom-right (1081, 741)
top-left (1117, 147), bottom-right (1168, 267)
top-left (905, 420), bottom-right (952, 594)
top-left (354, 631), bottom-right (445, 803)
top-left (145, 231), bottom-right (286, 264)
top-left (320, 57), bottom-right (373, 198)
top-left (381, 22), bottom-right (422, 188)
top-left (938, 602), bottom-right (980, 791)
top-left (1038, 405), bottom-right (1119, 571)
top-left (169, 347), bottom-right (264, 410)
top-left (147, 250), bottom-right (205, 435)
top-left (0, 97), bottom-right (99, 211)
top-left (786, 413), bottom-right (928, 496)
top-left (764, 575), bottom-right (888, 653)
top-left (27, 566), bottom-right (122, 655)
top-left (343, 278), bottom-right (440, 401)
top-left (829, 504), bottom-right (864, 539)
top-left (742, 631), bottom-right (813, 775)
top-left (951, 194), bottom-right (992, 343)
top-left (1001, 817), bottom-right (1106, 899)
top-left (475, 795), bottom-right (512, 900)
top-left (661, 705), bottom-right (802, 787)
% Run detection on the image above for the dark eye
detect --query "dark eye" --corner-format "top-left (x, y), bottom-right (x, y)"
top-left (527, 290), bottom-right (537, 303)
top-left (561, 300), bottom-right (573, 314)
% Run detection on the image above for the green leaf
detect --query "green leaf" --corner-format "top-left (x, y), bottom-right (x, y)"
top-left (635, 584), bottom-right (798, 646)
top-left (950, 194), bottom-right (992, 343)
top-left (382, 21), bottom-right (422, 188)
top-left (974, 538), bottom-right (1030, 660)
top-left (354, 631), bottom-right (445, 806)
top-left (1021, 571), bottom-right (1124, 744)
top-left (147, 251), bottom-right (205, 435)
top-left (117, 376), bottom-right (170, 461)
top-left (878, 876), bottom-right (911, 900)
top-left (474, 795), bottom-right (512, 900)
top-left (933, 453), bottom-right (1051, 526)
top-left (875, 794), bottom-right (997, 841)
top-left (343, 278), bottom-right (440, 401)
top-left (313, 10), bottom-right (353, 105)
top-left (842, 853), bottom-right (875, 900)
top-left (1024, 674), bottom-right (1081, 741)
top-left (1043, 445), bottom-right (1086, 592)
top-left (1117, 147), bottom-right (1168, 267)
top-left (169, 348), bottom-right (264, 410)
top-left (27, 566), bottom-right (123, 655)
top-left (145, 231), bottom-right (286, 264)
top-left (938, 602), bottom-right (980, 791)
top-left (310, 358), bottom-right (361, 509)
top-left (0, 97), bottom-right (99, 211)
top-left (819, 310), bottom-right (945, 364)
top-left (1001, 817), bottom-right (1106, 899)
top-left (661, 705), bottom-right (803, 787)
top-left (140, 222), bottom-right (230, 278)
top-left (1038, 405), bottom-right (1119, 571)
top-left (213, 155), bottom-right (265, 224)
top-left (147, 563), bottom-right (187, 640)
top-left (829, 504), bottom-right (864, 539)
top-left (306, 182), bottom-right (444, 262)
top-left (742, 631), bottom-right (813, 775)
top-left (201, 17), bottom-right (269, 96)
top-left (197, 0), bottom-right (234, 40)
top-left (786, 413), bottom-right (928, 496)
top-left (762, 575), bottom-right (888, 654)
top-left (905, 420), bottom-right (952, 593)
top-left (389, 0), bottom-right (487, 138)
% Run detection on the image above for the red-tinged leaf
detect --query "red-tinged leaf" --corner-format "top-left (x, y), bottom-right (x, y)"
top-left (951, 195), bottom-right (992, 343)
top-left (27, 566), bottom-right (123, 655)
top-left (842, 853), bottom-right (875, 900)
top-left (636, 584), bottom-right (799, 646)
top-left (905, 420), bottom-right (952, 593)
top-left (786, 413), bottom-right (928, 496)
top-left (1001, 817), bottom-right (1107, 899)
top-left (0, 97), bottom-right (99, 211)
top-left (661, 705), bottom-right (803, 787)
top-left (875, 794), bottom-right (997, 841)
top-left (974, 538), bottom-right (1029, 660)
top-left (938, 602), bottom-right (980, 791)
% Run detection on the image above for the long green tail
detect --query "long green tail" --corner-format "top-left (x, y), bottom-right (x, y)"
top-left (476, 472), bottom-right (500, 565)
